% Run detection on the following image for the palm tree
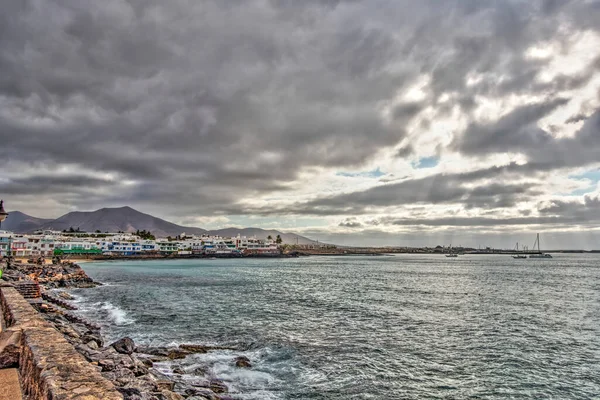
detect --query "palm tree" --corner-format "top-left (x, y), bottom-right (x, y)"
top-left (267, 235), bottom-right (273, 241)
top-left (276, 234), bottom-right (282, 244)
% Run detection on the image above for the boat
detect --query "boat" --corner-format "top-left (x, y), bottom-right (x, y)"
top-left (512, 242), bottom-right (527, 259)
top-left (529, 234), bottom-right (553, 259)
top-left (445, 244), bottom-right (458, 257)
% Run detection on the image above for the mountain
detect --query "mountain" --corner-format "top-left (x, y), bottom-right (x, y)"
top-left (205, 227), bottom-right (317, 245)
top-left (39, 207), bottom-right (207, 237)
top-left (6, 206), bottom-right (317, 244)
top-left (1, 211), bottom-right (52, 233)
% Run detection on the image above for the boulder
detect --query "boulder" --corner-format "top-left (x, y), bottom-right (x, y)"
top-left (160, 390), bottom-right (184, 400)
top-left (82, 331), bottom-right (104, 348)
top-left (167, 349), bottom-right (191, 360)
top-left (112, 337), bottom-right (136, 355)
top-left (179, 344), bottom-right (208, 353)
top-left (98, 358), bottom-right (116, 372)
top-left (86, 340), bottom-right (99, 350)
top-left (131, 356), bottom-right (150, 376)
top-left (117, 387), bottom-right (144, 400)
top-left (191, 366), bottom-right (207, 376)
top-left (184, 388), bottom-right (221, 400)
top-left (234, 356), bottom-right (251, 368)
top-left (136, 346), bottom-right (170, 357)
top-left (209, 379), bottom-right (228, 394)
top-left (155, 380), bottom-right (175, 391)
top-left (172, 366), bottom-right (185, 375)
top-left (57, 291), bottom-right (75, 300)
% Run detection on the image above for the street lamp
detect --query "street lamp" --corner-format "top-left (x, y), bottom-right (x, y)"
top-left (0, 200), bottom-right (8, 259)
top-left (0, 199), bottom-right (7, 230)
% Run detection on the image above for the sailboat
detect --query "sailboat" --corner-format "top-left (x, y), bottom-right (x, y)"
top-left (529, 233), bottom-right (553, 259)
top-left (445, 244), bottom-right (458, 257)
top-left (512, 242), bottom-right (527, 259)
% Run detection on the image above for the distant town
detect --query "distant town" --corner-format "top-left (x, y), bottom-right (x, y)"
top-left (0, 228), bottom-right (339, 260)
top-left (1, 227), bottom-right (596, 263)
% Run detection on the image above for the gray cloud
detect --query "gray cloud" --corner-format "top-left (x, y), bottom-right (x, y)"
top-left (1, 0), bottom-right (599, 240)
top-left (338, 218), bottom-right (362, 228)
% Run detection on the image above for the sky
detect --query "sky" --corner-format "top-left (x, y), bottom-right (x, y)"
top-left (1, 0), bottom-right (600, 249)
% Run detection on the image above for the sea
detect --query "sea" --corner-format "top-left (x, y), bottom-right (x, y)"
top-left (69, 254), bottom-right (600, 399)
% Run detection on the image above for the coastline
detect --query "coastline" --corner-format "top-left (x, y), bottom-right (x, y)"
top-left (1, 260), bottom-right (245, 400)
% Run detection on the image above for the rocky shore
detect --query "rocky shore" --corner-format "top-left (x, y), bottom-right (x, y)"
top-left (1, 260), bottom-right (249, 400)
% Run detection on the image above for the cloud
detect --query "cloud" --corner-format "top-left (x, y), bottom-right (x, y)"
top-left (338, 218), bottom-right (362, 228)
top-left (1, 0), bottom-right (600, 246)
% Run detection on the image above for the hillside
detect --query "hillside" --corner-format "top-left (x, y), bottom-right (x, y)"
top-left (4, 207), bottom-right (316, 243)
top-left (39, 206), bottom-right (207, 237)
top-left (1, 211), bottom-right (52, 233)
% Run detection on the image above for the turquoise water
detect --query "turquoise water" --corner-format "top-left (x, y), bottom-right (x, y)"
top-left (71, 254), bottom-right (600, 399)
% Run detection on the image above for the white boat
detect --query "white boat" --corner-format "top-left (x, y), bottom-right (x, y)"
top-left (445, 244), bottom-right (458, 257)
top-left (512, 242), bottom-right (527, 259)
top-left (529, 234), bottom-right (553, 259)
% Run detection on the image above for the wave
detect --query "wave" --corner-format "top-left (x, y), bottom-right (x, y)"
top-left (100, 302), bottom-right (135, 326)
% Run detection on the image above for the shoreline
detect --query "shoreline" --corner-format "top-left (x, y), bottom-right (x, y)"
top-left (1, 260), bottom-right (246, 400)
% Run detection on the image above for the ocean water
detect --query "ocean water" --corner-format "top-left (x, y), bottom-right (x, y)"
top-left (70, 254), bottom-right (600, 399)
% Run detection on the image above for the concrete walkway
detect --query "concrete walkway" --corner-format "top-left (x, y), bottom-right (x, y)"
top-left (0, 283), bottom-right (23, 400)
top-left (0, 369), bottom-right (22, 400)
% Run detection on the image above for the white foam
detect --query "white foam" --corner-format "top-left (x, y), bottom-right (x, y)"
top-left (101, 302), bottom-right (135, 326)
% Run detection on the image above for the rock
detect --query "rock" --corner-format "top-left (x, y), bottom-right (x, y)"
top-left (155, 380), bottom-right (175, 391)
top-left (0, 330), bottom-right (21, 368)
top-left (172, 367), bottom-right (185, 375)
top-left (136, 346), bottom-right (170, 357)
top-left (116, 354), bottom-right (136, 369)
top-left (98, 358), bottom-right (116, 372)
top-left (57, 291), bottom-right (75, 300)
top-left (82, 331), bottom-right (104, 348)
top-left (104, 367), bottom-right (136, 387)
top-left (56, 324), bottom-right (81, 339)
top-left (39, 303), bottom-right (51, 312)
top-left (209, 379), bottom-right (228, 394)
top-left (74, 343), bottom-right (101, 362)
top-left (137, 346), bottom-right (192, 360)
top-left (160, 390), bottom-right (184, 400)
top-left (0, 344), bottom-right (19, 368)
top-left (117, 387), bottom-right (144, 400)
top-left (184, 388), bottom-right (221, 400)
top-left (191, 366), bottom-right (207, 375)
top-left (111, 337), bottom-right (136, 355)
top-left (179, 344), bottom-right (208, 353)
top-left (234, 356), bottom-right (251, 368)
top-left (86, 340), bottom-right (99, 350)
top-left (135, 354), bottom-right (155, 368)
top-left (131, 356), bottom-right (150, 376)
top-left (129, 375), bottom-right (160, 392)
top-left (167, 349), bottom-right (191, 360)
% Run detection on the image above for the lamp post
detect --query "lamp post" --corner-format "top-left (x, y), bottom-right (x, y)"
top-left (0, 200), bottom-right (8, 259)
top-left (0, 200), bottom-right (7, 230)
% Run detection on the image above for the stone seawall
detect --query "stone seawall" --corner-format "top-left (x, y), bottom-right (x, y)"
top-left (0, 285), bottom-right (123, 400)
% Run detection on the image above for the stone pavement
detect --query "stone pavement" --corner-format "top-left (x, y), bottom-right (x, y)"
top-left (0, 368), bottom-right (22, 400)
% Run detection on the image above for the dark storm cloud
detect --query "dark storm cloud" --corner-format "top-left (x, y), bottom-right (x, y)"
top-left (455, 98), bottom-right (570, 155)
top-left (375, 194), bottom-right (600, 228)
top-left (538, 195), bottom-right (600, 221)
top-left (234, 165), bottom-right (544, 216)
top-left (1, 0), bottom-right (599, 225)
top-left (0, 175), bottom-right (117, 195)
